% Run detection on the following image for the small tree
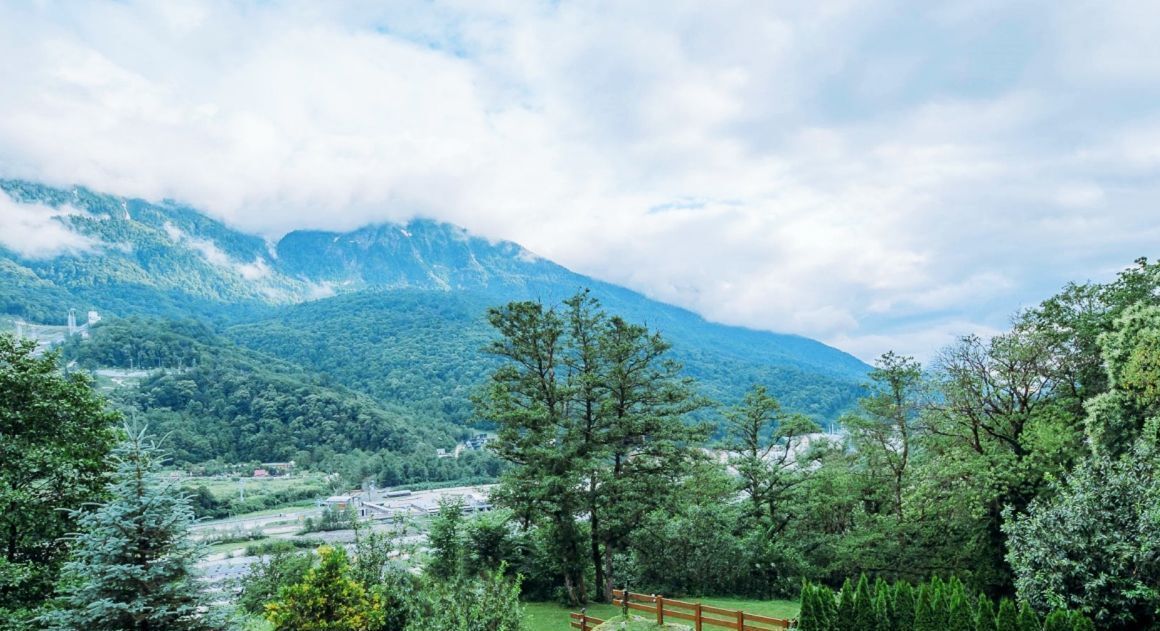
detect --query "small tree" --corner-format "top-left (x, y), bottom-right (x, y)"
top-left (836, 578), bottom-right (856, 628)
top-left (405, 565), bottom-right (523, 631)
top-left (41, 427), bottom-right (208, 630)
top-left (995, 599), bottom-right (1018, 630)
top-left (265, 546), bottom-right (386, 631)
top-left (1016, 602), bottom-right (1041, 631)
top-left (427, 498), bottom-right (467, 580)
top-left (237, 550), bottom-right (315, 615)
top-left (947, 592), bottom-right (974, 631)
top-left (853, 574), bottom-right (876, 629)
top-left (893, 582), bottom-right (916, 630)
top-left (975, 595), bottom-right (996, 631)
top-left (1042, 610), bottom-right (1071, 631)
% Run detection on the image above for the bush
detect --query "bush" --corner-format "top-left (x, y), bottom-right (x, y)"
top-left (243, 538), bottom-right (325, 557)
top-left (797, 575), bottom-right (1094, 631)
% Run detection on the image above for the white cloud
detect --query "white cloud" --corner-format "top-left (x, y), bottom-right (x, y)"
top-left (0, 192), bottom-right (99, 259)
top-left (0, 1), bottom-right (1157, 361)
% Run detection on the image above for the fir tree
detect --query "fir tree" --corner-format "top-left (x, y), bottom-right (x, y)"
top-left (817, 583), bottom-right (838, 631)
top-left (798, 582), bottom-right (830, 631)
top-left (948, 592), bottom-right (974, 631)
top-left (893, 582), bottom-right (916, 630)
top-left (995, 599), bottom-right (1018, 630)
top-left (836, 577), bottom-right (856, 629)
top-left (874, 588), bottom-right (895, 631)
top-left (797, 581), bottom-right (818, 631)
top-left (853, 574), bottom-right (877, 629)
top-left (975, 594), bottom-right (997, 631)
top-left (915, 585), bottom-right (937, 631)
top-left (1016, 602), bottom-right (1041, 631)
top-left (1069, 611), bottom-right (1094, 631)
top-left (40, 427), bottom-right (208, 631)
top-left (929, 577), bottom-right (949, 628)
top-left (1041, 610), bottom-right (1070, 631)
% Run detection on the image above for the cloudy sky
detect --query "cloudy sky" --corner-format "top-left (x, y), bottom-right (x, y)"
top-left (1, 1), bottom-right (1158, 362)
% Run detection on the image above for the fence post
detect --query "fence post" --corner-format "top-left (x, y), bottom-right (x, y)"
top-left (695, 602), bottom-right (703, 631)
top-left (580, 607), bottom-right (587, 631)
top-left (656, 594), bottom-right (664, 624)
top-left (736, 609), bottom-right (745, 631)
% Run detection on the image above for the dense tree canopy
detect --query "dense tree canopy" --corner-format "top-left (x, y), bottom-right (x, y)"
top-left (0, 335), bottom-right (118, 623)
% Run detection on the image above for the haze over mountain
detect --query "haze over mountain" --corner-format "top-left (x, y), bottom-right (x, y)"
top-left (0, 179), bottom-right (869, 422)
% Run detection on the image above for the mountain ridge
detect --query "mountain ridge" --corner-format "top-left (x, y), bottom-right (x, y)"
top-left (0, 178), bottom-right (869, 420)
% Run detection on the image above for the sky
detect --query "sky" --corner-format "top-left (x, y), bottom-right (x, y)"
top-left (1, 1), bottom-right (1158, 362)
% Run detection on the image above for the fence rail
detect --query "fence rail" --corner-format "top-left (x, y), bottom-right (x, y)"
top-left (569, 611), bottom-right (605, 630)
top-left (599, 590), bottom-right (795, 630)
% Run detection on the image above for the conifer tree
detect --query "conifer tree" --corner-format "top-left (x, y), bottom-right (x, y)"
top-left (1041, 610), bottom-right (1070, 631)
top-left (930, 577), bottom-right (948, 628)
top-left (798, 582), bottom-right (830, 631)
top-left (995, 599), bottom-right (1018, 630)
top-left (797, 581), bottom-right (817, 631)
top-left (853, 574), bottom-right (877, 629)
top-left (836, 577), bottom-right (857, 629)
top-left (874, 588), bottom-right (895, 631)
top-left (915, 585), bottom-right (937, 631)
top-left (41, 427), bottom-right (208, 631)
top-left (1016, 602), bottom-right (1041, 631)
top-left (817, 583), bottom-right (838, 631)
top-left (948, 592), bottom-right (974, 631)
top-left (1069, 611), bottom-right (1094, 631)
top-left (893, 582), bottom-right (916, 630)
top-left (975, 594), bottom-right (997, 631)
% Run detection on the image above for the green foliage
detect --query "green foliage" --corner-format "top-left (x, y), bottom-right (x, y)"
top-left (797, 576), bottom-right (1077, 631)
top-left (243, 538), bottom-right (326, 557)
top-left (40, 427), bottom-right (209, 630)
top-left (237, 549), bottom-right (317, 615)
top-left (405, 568), bottom-right (524, 631)
top-left (853, 575), bottom-right (876, 629)
top-left (947, 591), bottom-right (973, 631)
top-left (427, 498), bottom-right (467, 581)
top-left (299, 505), bottom-right (359, 534)
top-left (1016, 602), bottom-right (1041, 631)
top-left (836, 578), bottom-right (856, 629)
top-left (995, 599), bottom-right (1019, 630)
top-left (265, 545), bottom-right (388, 631)
top-left (0, 335), bottom-right (119, 617)
top-left (1003, 447), bottom-right (1160, 629)
top-left (66, 317), bottom-right (505, 490)
top-left (1041, 610), bottom-right (1071, 631)
top-left (893, 581), bottom-right (916, 630)
top-left (974, 595), bottom-right (996, 631)
top-left (479, 292), bottom-right (710, 603)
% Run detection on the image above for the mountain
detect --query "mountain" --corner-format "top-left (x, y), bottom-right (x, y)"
top-left (0, 179), bottom-right (869, 424)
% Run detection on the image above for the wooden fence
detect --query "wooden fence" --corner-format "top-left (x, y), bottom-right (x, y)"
top-left (570, 591), bottom-right (795, 630)
top-left (569, 611), bottom-right (605, 630)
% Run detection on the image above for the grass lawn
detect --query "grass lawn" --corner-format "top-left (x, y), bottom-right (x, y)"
top-left (523, 597), bottom-right (798, 631)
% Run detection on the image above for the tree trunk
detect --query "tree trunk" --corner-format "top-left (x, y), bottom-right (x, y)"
top-left (590, 503), bottom-right (605, 601)
top-left (603, 539), bottom-right (615, 602)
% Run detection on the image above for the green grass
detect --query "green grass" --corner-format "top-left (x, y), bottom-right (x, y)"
top-left (523, 597), bottom-right (798, 631)
top-left (591, 615), bottom-right (688, 630)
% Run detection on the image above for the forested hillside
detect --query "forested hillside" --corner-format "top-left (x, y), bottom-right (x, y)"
top-left (60, 319), bottom-right (501, 485)
top-left (227, 290), bottom-right (864, 424)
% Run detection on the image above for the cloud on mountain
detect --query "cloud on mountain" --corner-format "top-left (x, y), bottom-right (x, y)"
top-left (0, 192), bottom-right (100, 259)
top-left (0, 1), bottom-right (1158, 361)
